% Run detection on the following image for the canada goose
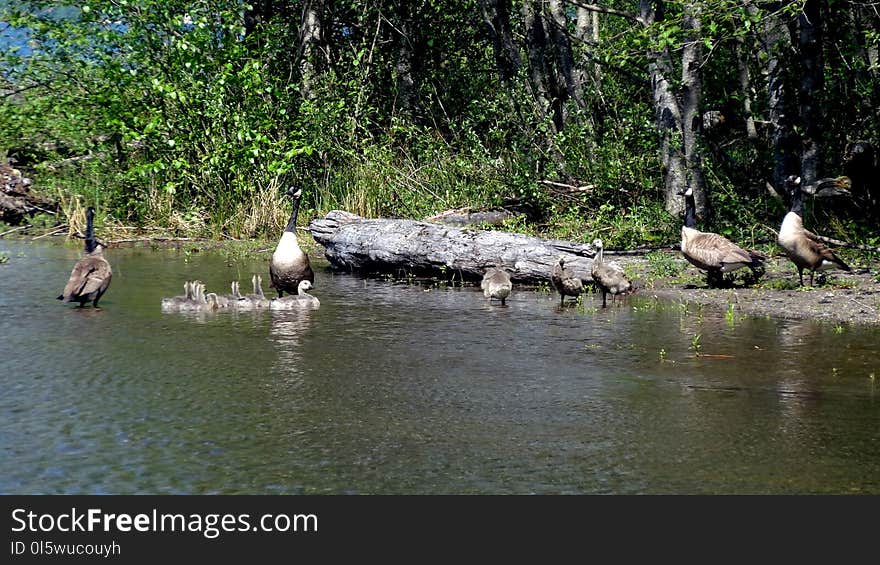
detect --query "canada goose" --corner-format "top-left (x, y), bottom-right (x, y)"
top-left (551, 255), bottom-right (583, 306)
top-left (590, 239), bottom-right (633, 308)
top-left (481, 264), bottom-right (513, 305)
top-left (269, 280), bottom-right (321, 310)
top-left (57, 207), bottom-right (112, 307)
top-left (270, 187), bottom-right (315, 298)
top-left (777, 176), bottom-right (851, 286)
top-left (161, 280), bottom-right (193, 312)
top-left (678, 185), bottom-right (764, 287)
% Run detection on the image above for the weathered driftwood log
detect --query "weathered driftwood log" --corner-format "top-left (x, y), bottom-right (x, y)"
top-left (309, 210), bottom-right (598, 284)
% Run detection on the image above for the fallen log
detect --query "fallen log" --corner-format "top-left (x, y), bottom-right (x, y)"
top-left (308, 210), bottom-right (599, 284)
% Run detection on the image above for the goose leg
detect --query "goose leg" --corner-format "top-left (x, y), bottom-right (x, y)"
top-left (797, 267), bottom-right (805, 287)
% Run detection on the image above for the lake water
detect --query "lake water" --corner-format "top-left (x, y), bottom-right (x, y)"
top-left (1, 240), bottom-right (879, 494)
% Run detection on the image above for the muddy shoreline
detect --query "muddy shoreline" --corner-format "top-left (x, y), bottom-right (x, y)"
top-left (617, 254), bottom-right (880, 326)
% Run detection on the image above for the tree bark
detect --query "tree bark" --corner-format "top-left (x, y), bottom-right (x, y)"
top-left (299, 0), bottom-right (326, 100)
top-left (797, 0), bottom-right (824, 186)
top-left (548, 0), bottom-right (586, 110)
top-left (521, 0), bottom-right (559, 131)
top-left (309, 210), bottom-right (599, 284)
top-left (480, 0), bottom-right (523, 83)
top-left (681, 3), bottom-right (708, 219)
top-left (393, 2), bottom-right (416, 117)
top-left (640, 1), bottom-right (689, 217)
top-left (735, 34), bottom-right (758, 140)
top-left (764, 4), bottom-right (799, 192)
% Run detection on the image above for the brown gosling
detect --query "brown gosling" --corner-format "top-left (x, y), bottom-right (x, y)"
top-left (590, 239), bottom-right (633, 308)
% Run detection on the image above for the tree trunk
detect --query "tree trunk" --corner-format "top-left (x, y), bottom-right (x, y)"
top-left (640, 1), bottom-right (689, 217)
top-left (299, 0), bottom-right (326, 100)
top-left (548, 0), bottom-right (585, 110)
top-left (480, 0), bottom-right (523, 83)
top-left (681, 3), bottom-right (708, 219)
top-left (521, 0), bottom-right (559, 131)
top-left (797, 0), bottom-right (824, 186)
top-left (309, 210), bottom-right (598, 284)
top-left (735, 35), bottom-right (758, 140)
top-left (764, 5), bottom-right (799, 192)
top-left (394, 2), bottom-right (416, 117)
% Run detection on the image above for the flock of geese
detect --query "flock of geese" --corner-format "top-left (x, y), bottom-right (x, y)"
top-left (57, 176), bottom-right (853, 312)
top-left (481, 174), bottom-right (852, 306)
top-left (156, 187), bottom-right (319, 313)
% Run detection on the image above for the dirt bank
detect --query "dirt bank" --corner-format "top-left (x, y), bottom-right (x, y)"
top-left (614, 252), bottom-right (880, 326)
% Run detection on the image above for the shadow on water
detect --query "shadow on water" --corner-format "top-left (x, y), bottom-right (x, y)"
top-left (1, 239), bottom-right (879, 494)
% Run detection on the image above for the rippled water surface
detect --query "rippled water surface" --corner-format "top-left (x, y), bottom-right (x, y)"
top-left (1, 240), bottom-right (879, 494)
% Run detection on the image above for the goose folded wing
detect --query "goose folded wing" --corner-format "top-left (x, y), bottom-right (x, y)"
top-left (689, 233), bottom-right (752, 266)
top-left (801, 231), bottom-right (851, 269)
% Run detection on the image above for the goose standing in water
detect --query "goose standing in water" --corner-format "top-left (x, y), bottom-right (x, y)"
top-left (551, 256), bottom-right (583, 306)
top-left (678, 185), bottom-right (764, 287)
top-left (590, 239), bottom-right (633, 308)
top-left (481, 264), bottom-right (513, 306)
top-left (777, 176), bottom-right (851, 286)
top-left (58, 207), bottom-right (112, 307)
top-left (270, 280), bottom-right (320, 310)
top-left (270, 187), bottom-right (315, 298)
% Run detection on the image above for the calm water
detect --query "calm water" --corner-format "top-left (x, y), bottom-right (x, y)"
top-left (1, 239), bottom-right (879, 494)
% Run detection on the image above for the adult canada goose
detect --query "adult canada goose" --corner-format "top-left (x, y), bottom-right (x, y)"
top-left (551, 256), bottom-right (583, 306)
top-left (590, 239), bottom-right (633, 308)
top-left (269, 280), bottom-right (320, 310)
top-left (777, 176), bottom-right (851, 286)
top-left (678, 185), bottom-right (764, 287)
top-left (270, 187), bottom-right (315, 298)
top-left (481, 264), bottom-right (513, 306)
top-left (57, 207), bottom-right (112, 307)
top-left (161, 280), bottom-right (193, 312)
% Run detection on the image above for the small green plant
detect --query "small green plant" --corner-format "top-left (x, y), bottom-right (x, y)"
top-left (725, 303), bottom-right (736, 326)
top-left (833, 324), bottom-right (844, 334)
top-left (0, 252), bottom-right (8, 264)
top-left (689, 333), bottom-right (702, 356)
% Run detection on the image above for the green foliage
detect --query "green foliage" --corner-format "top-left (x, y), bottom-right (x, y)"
top-left (645, 251), bottom-right (684, 279)
top-left (0, 0), bottom-right (876, 250)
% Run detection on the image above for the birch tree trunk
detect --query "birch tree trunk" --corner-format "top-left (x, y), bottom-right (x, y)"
top-left (299, 0), bottom-right (326, 101)
top-left (640, 1), bottom-right (688, 217)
